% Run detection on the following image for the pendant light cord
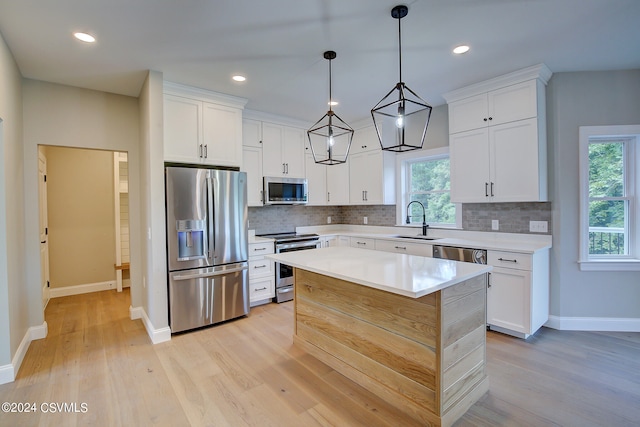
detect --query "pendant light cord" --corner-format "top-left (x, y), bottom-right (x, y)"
top-left (398, 11), bottom-right (402, 83)
top-left (328, 57), bottom-right (333, 112)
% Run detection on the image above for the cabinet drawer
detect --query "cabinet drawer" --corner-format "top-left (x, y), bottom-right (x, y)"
top-left (249, 241), bottom-right (274, 256)
top-left (250, 276), bottom-right (274, 302)
top-left (374, 239), bottom-right (432, 257)
top-left (488, 251), bottom-right (532, 270)
top-left (249, 258), bottom-right (273, 277)
top-left (350, 237), bottom-right (376, 249)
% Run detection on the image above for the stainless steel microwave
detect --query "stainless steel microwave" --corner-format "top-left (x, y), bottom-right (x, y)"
top-left (263, 176), bottom-right (308, 205)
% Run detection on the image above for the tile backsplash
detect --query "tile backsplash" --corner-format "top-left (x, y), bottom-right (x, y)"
top-left (249, 202), bottom-right (551, 235)
top-left (462, 202), bottom-right (552, 234)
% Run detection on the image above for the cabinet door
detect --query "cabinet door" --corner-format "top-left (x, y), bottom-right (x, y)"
top-left (349, 151), bottom-right (368, 203)
top-left (448, 93), bottom-right (488, 134)
top-left (164, 95), bottom-right (201, 163)
top-left (242, 146), bottom-right (263, 206)
top-left (490, 118), bottom-right (541, 202)
top-left (242, 119), bottom-right (262, 148)
top-left (305, 154), bottom-right (327, 205)
top-left (449, 128), bottom-right (491, 203)
top-left (326, 161), bottom-right (349, 205)
top-left (202, 102), bottom-right (242, 167)
top-left (487, 268), bottom-right (531, 334)
top-left (350, 125), bottom-right (379, 155)
top-left (488, 80), bottom-right (538, 127)
top-left (282, 127), bottom-right (306, 178)
top-left (262, 122), bottom-right (285, 176)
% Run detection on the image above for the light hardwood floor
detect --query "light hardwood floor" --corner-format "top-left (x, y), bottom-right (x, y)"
top-left (1, 289), bottom-right (639, 427)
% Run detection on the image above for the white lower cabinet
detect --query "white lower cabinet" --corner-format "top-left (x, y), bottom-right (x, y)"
top-left (248, 241), bottom-right (275, 307)
top-left (486, 249), bottom-right (549, 338)
top-left (350, 237), bottom-right (375, 250)
top-left (374, 239), bottom-right (433, 257)
top-left (319, 235), bottom-right (339, 248)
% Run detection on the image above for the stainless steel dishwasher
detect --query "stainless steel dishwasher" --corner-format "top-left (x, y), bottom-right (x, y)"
top-left (432, 245), bottom-right (487, 264)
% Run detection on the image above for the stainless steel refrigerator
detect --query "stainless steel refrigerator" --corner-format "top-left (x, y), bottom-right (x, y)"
top-left (165, 166), bottom-right (249, 333)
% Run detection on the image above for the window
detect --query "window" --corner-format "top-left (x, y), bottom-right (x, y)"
top-left (398, 148), bottom-right (459, 228)
top-left (579, 125), bottom-right (640, 270)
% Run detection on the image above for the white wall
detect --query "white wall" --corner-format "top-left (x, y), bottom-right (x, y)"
top-left (138, 71), bottom-right (169, 338)
top-left (547, 70), bottom-right (640, 320)
top-left (22, 80), bottom-right (143, 324)
top-left (0, 30), bottom-right (26, 376)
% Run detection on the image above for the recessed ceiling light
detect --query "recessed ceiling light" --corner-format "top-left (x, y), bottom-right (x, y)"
top-left (232, 75), bottom-right (246, 82)
top-left (73, 32), bottom-right (96, 43)
top-left (453, 45), bottom-right (470, 55)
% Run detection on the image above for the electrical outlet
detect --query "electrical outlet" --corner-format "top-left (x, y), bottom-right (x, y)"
top-left (529, 221), bottom-right (548, 233)
top-left (327, 216), bottom-right (331, 224)
top-left (491, 220), bottom-right (499, 230)
top-left (363, 216), bottom-right (368, 225)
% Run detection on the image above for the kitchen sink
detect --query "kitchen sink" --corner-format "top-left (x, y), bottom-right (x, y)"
top-left (392, 235), bottom-right (441, 241)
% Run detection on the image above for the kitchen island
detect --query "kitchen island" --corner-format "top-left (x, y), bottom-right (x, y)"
top-left (267, 247), bottom-right (492, 427)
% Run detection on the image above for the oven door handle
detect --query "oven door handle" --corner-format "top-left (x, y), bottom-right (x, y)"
top-left (276, 242), bottom-right (320, 251)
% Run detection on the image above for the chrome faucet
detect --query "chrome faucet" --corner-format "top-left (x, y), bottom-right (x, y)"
top-left (406, 201), bottom-right (428, 236)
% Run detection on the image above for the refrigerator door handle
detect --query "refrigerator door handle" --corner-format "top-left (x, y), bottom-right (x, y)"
top-left (172, 265), bottom-right (249, 281)
top-left (207, 176), bottom-right (215, 261)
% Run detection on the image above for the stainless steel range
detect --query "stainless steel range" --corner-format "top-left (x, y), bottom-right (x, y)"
top-left (258, 232), bottom-right (320, 303)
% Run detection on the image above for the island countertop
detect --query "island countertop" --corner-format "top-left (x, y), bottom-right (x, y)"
top-left (266, 246), bottom-right (492, 298)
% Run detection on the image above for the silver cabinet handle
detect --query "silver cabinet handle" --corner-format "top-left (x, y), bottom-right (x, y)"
top-left (356, 241), bottom-right (366, 245)
top-left (282, 163), bottom-right (286, 174)
top-left (199, 144), bottom-right (203, 158)
top-left (498, 257), bottom-right (518, 263)
top-left (485, 182), bottom-right (489, 197)
top-left (253, 264), bottom-right (267, 269)
top-left (253, 247), bottom-right (267, 252)
top-left (395, 246), bottom-right (407, 250)
top-left (327, 192), bottom-right (330, 203)
top-left (490, 182), bottom-right (494, 197)
top-left (254, 287), bottom-right (267, 291)
top-left (204, 144), bottom-right (208, 158)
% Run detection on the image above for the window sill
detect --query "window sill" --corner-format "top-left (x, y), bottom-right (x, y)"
top-left (578, 259), bottom-right (640, 271)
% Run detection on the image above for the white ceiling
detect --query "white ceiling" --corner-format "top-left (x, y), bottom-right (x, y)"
top-left (1, 0), bottom-right (639, 125)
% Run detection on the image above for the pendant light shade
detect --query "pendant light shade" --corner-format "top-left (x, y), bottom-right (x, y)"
top-left (307, 51), bottom-right (354, 165)
top-left (371, 5), bottom-right (432, 152)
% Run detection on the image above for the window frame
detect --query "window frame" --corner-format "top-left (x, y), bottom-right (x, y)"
top-left (395, 147), bottom-right (461, 229)
top-left (578, 125), bottom-right (640, 271)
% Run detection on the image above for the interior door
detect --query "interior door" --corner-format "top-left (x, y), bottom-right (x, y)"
top-left (38, 147), bottom-right (50, 309)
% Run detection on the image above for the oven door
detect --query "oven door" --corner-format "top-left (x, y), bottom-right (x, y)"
top-left (274, 240), bottom-right (320, 302)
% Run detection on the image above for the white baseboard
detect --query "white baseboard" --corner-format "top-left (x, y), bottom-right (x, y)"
top-left (546, 315), bottom-right (640, 332)
top-left (130, 305), bottom-right (171, 344)
top-left (49, 281), bottom-right (117, 298)
top-left (0, 322), bottom-right (48, 385)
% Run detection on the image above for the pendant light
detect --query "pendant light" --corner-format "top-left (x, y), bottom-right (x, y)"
top-left (371, 5), bottom-right (432, 152)
top-left (307, 51), bottom-right (354, 165)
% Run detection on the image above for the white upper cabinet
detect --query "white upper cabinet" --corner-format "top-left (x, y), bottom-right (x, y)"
top-left (350, 125), bottom-right (379, 155)
top-left (349, 125), bottom-right (395, 205)
top-left (163, 83), bottom-right (246, 167)
top-left (444, 64), bottom-right (552, 203)
top-left (242, 118), bottom-right (265, 206)
top-left (305, 154), bottom-right (350, 206)
top-left (448, 80), bottom-right (538, 134)
top-left (262, 122), bottom-right (306, 178)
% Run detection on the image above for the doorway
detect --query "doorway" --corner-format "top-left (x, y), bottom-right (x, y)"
top-left (38, 145), bottom-right (131, 308)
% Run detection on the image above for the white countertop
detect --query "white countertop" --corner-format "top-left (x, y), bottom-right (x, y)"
top-left (266, 247), bottom-right (492, 299)
top-left (296, 225), bottom-right (552, 254)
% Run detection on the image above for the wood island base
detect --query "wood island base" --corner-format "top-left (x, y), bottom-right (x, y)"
top-left (293, 268), bottom-right (489, 427)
